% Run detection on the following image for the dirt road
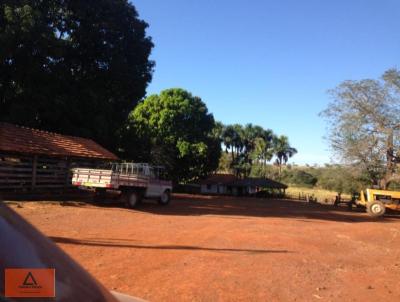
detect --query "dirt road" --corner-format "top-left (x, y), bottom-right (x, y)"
top-left (8, 194), bottom-right (400, 301)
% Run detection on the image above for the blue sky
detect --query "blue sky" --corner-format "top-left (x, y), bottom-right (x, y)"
top-left (132, 0), bottom-right (400, 165)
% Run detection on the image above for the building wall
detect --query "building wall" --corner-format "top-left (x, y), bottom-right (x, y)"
top-left (248, 186), bottom-right (257, 194)
top-left (0, 152), bottom-right (101, 192)
top-left (201, 184), bottom-right (259, 196)
top-left (201, 184), bottom-right (228, 194)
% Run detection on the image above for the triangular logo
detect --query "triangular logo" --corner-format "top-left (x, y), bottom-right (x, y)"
top-left (22, 272), bottom-right (37, 286)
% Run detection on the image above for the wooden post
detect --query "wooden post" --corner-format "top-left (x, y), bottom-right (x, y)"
top-left (62, 158), bottom-right (71, 198)
top-left (32, 155), bottom-right (38, 190)
top-left (64, 158), bottom-right (71, 187)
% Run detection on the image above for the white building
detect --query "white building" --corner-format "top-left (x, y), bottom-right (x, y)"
top-left (200, 174), bottom-right (237, 195)
top-left (200, 174), bottom-right (287, 196)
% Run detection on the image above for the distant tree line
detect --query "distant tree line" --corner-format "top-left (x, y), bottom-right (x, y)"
top-left (250, 164), bottom-right (369, 195)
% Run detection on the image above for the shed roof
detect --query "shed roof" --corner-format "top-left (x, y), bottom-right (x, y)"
top-left (0, 123), bottom-right (118, 160)
top-left (232, 177), bottom-right (288, 189)
top-left (200, 174), bottom-right (287, 189)
top-left (200, 173), bottom-right (237, 185)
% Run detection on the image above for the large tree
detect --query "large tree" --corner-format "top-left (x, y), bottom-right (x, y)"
top-left (321, 68), bottom-right (400, 188)
top-left (124, 88), bottom-right (221, 182)
top-left (0, 0), bottom-right (154, 151)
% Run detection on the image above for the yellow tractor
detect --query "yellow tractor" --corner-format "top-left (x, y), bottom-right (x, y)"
top-left (357, 189), bottom-right (400, 217)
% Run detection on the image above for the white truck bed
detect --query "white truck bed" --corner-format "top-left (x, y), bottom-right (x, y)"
top-left (72, 168), bottom-right (149, 189)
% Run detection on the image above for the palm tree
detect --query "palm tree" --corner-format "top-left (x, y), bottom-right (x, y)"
top-left (221, 125), bottom-right (237, 161)
top-left (273, 135), bottom-right (297, 176)
top-left (212, 121), bottom-right (224, 140)
top-left (232, 124), bottom-right (244, 159)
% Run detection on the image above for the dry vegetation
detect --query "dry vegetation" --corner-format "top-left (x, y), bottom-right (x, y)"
top-left (286, 186), bottom-right (351, 204)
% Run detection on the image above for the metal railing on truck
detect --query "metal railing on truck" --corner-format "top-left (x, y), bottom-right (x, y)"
top-left (110, 163), bottom-right (167, 180)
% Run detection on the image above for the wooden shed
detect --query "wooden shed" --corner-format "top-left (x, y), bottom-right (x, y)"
top-left (0, 123), bottom-right (118, 193)
top-left (199, 173), bottom-right (237, 194)
top-left (231, 177), bottom-right (288, 196)
top-left (199, 174), bottom-right (287, 196)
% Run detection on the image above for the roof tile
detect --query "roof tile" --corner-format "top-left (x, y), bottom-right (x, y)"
top-left (0, 123), bottom-right (118, 160)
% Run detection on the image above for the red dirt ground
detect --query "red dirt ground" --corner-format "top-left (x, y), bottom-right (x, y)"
top-left (8, 194), bottom-right (400, 301)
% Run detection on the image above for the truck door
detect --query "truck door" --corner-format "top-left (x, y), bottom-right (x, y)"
top-left (145, 167), bottom-right (162, 197)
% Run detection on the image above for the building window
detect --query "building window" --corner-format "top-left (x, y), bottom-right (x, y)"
top-left (207, 184), bottom-right (211, 190)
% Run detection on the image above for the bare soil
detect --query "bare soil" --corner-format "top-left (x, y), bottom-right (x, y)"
top-left (8, 194), bottom-right (400, 302)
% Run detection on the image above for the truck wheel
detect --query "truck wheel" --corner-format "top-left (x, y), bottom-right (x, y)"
top-left (366, 200), bottom-right (386, 217)
top-left (158, 190), bottom-right (171, 205)
top-left (126, 192), bottom-right (141, 208)
top-left (93, 188), bottom-right (107, 202)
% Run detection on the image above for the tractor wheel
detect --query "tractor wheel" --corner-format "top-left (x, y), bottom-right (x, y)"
top-left (158, 190), bottom-right (171, 206)
top-left (366, 200), bottom-right (386, 218)
top-left (126, 191), bottom-right (141, 208)
top-left (347, 202), bottom-right (353, 211)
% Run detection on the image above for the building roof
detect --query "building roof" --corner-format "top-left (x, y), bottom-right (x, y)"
top-left (232, 177), bottom-right (288, 189)
top-left (0, 123), bottom-right (118, 160)
top-left (200, 174), bottom-right (287, 189)
top-left (200, 173), bottom-right (237, 185)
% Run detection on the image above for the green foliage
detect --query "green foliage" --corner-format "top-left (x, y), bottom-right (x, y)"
top-left (316, 166), bottom-right (364, 194)
top-left (218, 151), bottom-right (232, 173)
top-left (0, 0), bottom-right (154, 151)
top-left (219, 124), bottom-right (297, 178)
top-left (220, 123), bottom-right (277, 177)
top-left (388, 181), bottom-right (400, 191)
top-left (250, 163), bottom-right (279, 180)
top-left (124, 88), bottom-right (221, 182)
top-left (251, 163), bottom-right (367, 194)
top-left (273, 135), bottom-right (297, 175)
top-left (321, 68), bottom-right (400, 188)
top-left (281, 170), bottom-right (317, 187)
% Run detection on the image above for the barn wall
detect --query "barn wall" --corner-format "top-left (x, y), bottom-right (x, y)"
top-left (201, 184), bottom-right (219, 194)
top-left (0, 152), bottom-right (104, 192)
top-left (200, 184), bottom-right (229, 195)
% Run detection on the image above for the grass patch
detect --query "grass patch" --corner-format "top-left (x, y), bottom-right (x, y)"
top-left (286, 187), bottom-right (351, 203)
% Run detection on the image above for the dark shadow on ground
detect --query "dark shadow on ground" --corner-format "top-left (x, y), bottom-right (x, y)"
top-left (49, 236), bottom-right (291, 254)
top-left (74, 193), bottom-right (400, 223)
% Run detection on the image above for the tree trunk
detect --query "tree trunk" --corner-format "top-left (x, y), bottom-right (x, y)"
top-left (381, 129), bottom-right (395, 189)
top-left (278, 158), bottom-right (282, 177)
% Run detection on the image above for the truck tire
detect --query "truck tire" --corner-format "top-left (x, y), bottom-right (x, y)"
top-left (93, 188), bottom-right (107, 202)
top-left (126, 191), bottom-right (141, 209)
top-left (158, 190), bottom-right (171, 206)
top-left (366, 200), bottom-right (386, 217)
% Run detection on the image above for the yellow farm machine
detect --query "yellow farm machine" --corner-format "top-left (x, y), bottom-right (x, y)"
top-left (356, 189), bottom-right (400, 217)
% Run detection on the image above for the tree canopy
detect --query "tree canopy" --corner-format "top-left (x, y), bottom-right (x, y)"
top-left (219, 124), bottom-right (296, 178)
top-left (220, 124), bottom-right (273, 177)
top-left (0, 0), bottom-right (154, 151)
top-left (124, 88), bottom-right (221, 182)
top-left (273, 135), bottom-right (297, 175)
top-left (321, 68), bottom-right (400, 188)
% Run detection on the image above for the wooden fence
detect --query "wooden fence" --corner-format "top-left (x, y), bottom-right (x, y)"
top-left (0, 152), bottom-right (103, 192)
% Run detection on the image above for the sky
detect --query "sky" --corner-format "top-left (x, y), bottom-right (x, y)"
top-left (132, 0), bottom-right (400, 165)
